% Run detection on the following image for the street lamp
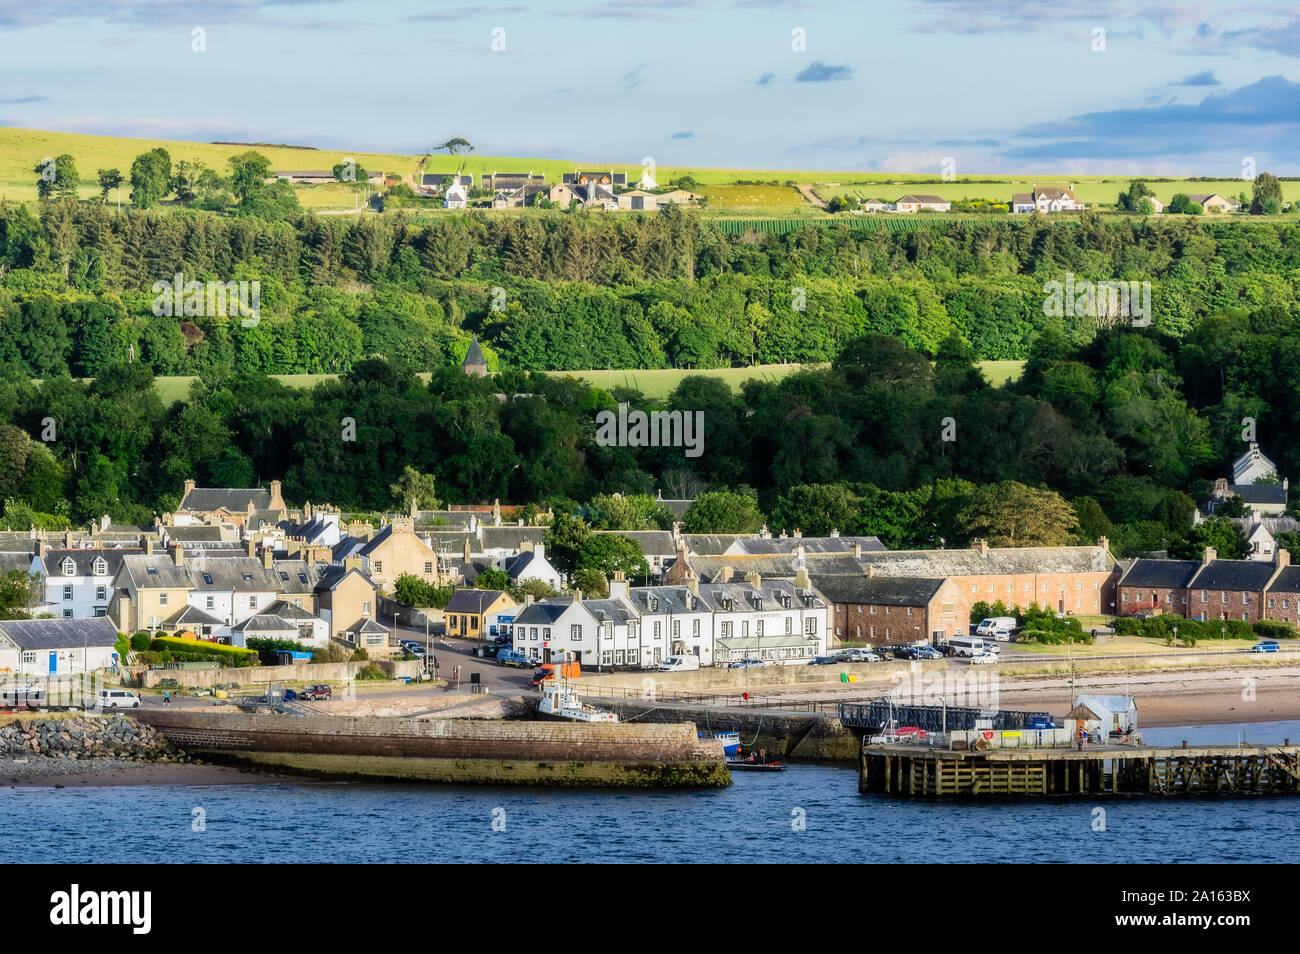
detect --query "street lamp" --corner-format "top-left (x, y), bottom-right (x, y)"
top-left (1172, 625), bottom-right (1177, 649)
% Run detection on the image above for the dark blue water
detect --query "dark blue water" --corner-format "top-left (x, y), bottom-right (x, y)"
top-left (4, 722), bottom-right (1298, 863)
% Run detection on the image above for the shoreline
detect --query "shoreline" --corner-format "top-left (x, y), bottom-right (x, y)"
top-left (1, 757), bottom-right (296, 789)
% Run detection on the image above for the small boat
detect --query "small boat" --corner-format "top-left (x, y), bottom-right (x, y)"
top-left (699, 730), bottom-right (741, 757)
top-left (537, 683), bottom-right (618, 724)
top-left (726, 756), bottom-right (786, 773)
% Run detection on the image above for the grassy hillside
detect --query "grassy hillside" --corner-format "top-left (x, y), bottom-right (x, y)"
top-left (6, 125), bottom-right (1282, 218)
top-left (142, 361), bottom-right (1024, 405)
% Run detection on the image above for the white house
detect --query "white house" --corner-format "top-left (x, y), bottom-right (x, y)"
top-left (184, 553), bottom-right (282, 630)
top-left (893, 194), bottom-right (951, 213)
top-left (1234, 443), bottom-right (1278, 485)
top-left (507, 543), bottom-right (563, 590)
top-left (1011, 185), bottom-right (1085, 214)
top-left (698, 577), bottom-right (827, 665)
top-left (444, 181), bottom-right (468, 209)
top-left (33, 544), bottom-right (137, 620)
top-left (0, 617), bottom-right (121, 677)
top-left (626, 581), bottom-right (715, 667)
top-left (511, 597), bottom-right (599, 665)
top-left (229, 600), bottom-right (329, 648)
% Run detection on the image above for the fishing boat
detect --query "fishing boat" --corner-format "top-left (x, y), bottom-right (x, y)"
top-left (536, 683), bottom-right (618, 724)
top-left (698, 730), bottom-right (741, 757)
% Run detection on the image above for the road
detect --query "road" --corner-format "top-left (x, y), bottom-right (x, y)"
top-left (797, 183), bottom-right (828, 209)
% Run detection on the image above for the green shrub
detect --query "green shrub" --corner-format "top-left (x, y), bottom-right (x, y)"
top-left (130, 631), bottom-right (152, 652)
top-left (349, 647), bottom-right (369, 662)
top-left (356, 663), bottom-right (386, 680)
top-left (245, 637), bottom-right (317, 665)
top-left (1252, 620), bottom-right (1296, 641)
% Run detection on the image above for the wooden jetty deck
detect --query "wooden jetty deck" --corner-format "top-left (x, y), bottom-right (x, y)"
top-left (860, 742), bottom-right (1300, 797)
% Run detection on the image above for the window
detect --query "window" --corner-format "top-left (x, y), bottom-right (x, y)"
top-left (615, 650), bottom-right (625, 665)
top-left (93, 558), bottom-right (107, 576)
top-left (280, 571), bottom-right (290, 581)
top-left (63, 609), bottom-right (73, 619)
top-left (870, 605), bottom-right (877, 615)
top-left (692, 619), bottom-right (700, 637)
top-left (362, 601), bottom-right (371, 616)
top-left (365, 634), bottom-right (384, 646)
top-left (571, 624), bottom-right (582, 641)
top-left (95, 586), bottom-right (106, 601)
top-left (805, 618), bottom-right (817, 635)
top-left (672, 620), bottom-right (679, 639)
top-left (373, 562), bottom-right (383, 574)
top-left (62, 585), bottom-right (73, 601)
top-left (249, 595), bottom-right (257, 608)
top-left (159, 593), bottom-right (168, 606)
top-left (206, 596), bottom-right (215, 609)
top-left (203, 573), bottom-right (213, 585)
top-left (785, 616), bottom-right (793, 634)
top-left (530, 627), bottom-right (538, 640)
top-left (424, 562), bottom-right (433, 574)
top-left (653, 621), bottom-right (661, 639)
top-left (756, 620), bottom-right (764, 637)
top-left (22, 651), bottom-right (35, 664)
top-left (720, 621), bottom-right (732, 637)
top-left (62, 558), bottom-right (75, 576)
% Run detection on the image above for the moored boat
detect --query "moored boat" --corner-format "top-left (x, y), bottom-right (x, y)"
top-left (698, 730), bottom-right (741, 757)
top-left (537, 683), bottom-right (619, 723)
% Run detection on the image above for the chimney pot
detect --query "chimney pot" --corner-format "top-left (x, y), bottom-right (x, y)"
top-left (172, 543), bottom-right (184, 567)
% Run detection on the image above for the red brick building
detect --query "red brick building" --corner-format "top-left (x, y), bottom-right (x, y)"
top-left (1116, 547), bottom-right (1293, 622)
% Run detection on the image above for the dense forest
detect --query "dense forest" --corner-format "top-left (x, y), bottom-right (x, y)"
top-left (2, 195), bottom-right (1299, 561)
top-left (4, 199), bottom-right (1300, 373)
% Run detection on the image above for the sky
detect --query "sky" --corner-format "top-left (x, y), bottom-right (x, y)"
top-left (2, 0), bottom-right (1300, 174)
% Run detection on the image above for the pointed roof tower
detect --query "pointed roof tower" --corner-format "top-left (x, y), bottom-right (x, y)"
top-left (462, 335), bottom-right (488, 377)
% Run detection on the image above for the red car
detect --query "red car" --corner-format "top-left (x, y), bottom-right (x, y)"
top-left (299, 684), bottom-right (332, 701)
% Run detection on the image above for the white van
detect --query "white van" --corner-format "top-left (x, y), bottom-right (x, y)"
top-left (96, 689), bottom-right (141, 709)
top-left (658, 655), bottom-right (700, 672)
top-left (976, 617), bottom-right (1017, 639)
top-left (947, 636), bottom-right (986, 657)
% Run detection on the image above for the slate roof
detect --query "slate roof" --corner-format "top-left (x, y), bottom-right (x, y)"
top-left (1229, 483), bottom-right (1287, 505)
top-left (608, 531), bottom-right (677, 556)
top-left (684, 554), bottom-right (867, 581)
top-left (164, 526), bottom-right (226, 542)
top-left (445, 588), bottom-right (510, 614)
top-left (512, 601), bottom-right (571, 625)
top-left (231, 614), bottom-right (300, 634)
top-left (809, 573), bottom-right (945, 606)
top-left (42, 548), bottom-right (140, 578)
top-left (463, 335), bottom-right (487, 368)
top-left (262, 599), bottom-right (318, 620)
top-left (0, 617), bottom-right (119, 650)
top-left (480, 527), bottom-right (547, 550)
top-left (737, 536), bottom-right (886, 555)
top-left (858, 546), bottom-right (1115, 577)
top-left (185, 556), bottom-right (281, 591)
top-left (179, 487), bottom-right (272, 513)
top-left (165, 605), bottom-right (224, 627)
top-left (1117, 559), bottom-right (1203, 589)
top-left (0, 552), bottom-right (36, 575)
top-left (582, 597), bottom-right (636, 625)
top-left (271, 559), bottom-right (322, 594)
top-left (121, 554), bottom-right (193, 589)
top-left (627, 586), bottom-right (704, 615)
top-left (1190, 559), bottom-right (1278, 592)
top-left (315, 565), bottom-right (376, 592)
top-left (1267, 566), bottom-right (1300, 593)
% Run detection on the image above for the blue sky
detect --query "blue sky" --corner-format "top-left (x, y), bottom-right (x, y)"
top-left (2, 0), bottom-right (1300, 174)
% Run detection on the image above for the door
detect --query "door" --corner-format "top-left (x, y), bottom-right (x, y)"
top-left (542, 648), bottom-right (551, 663)
top-left (48, 652), bottom-right (58, 674)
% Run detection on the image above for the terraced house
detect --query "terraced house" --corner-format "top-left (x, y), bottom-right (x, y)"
top-left (1117, 547), bottom-right (1296, 623)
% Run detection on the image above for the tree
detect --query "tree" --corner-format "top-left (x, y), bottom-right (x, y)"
top-left (476, 568), bottom-right (511, 590)
top-left (129, 148), bottom-right (172, 208)
top-left (171, 160), bottom-right (207, 206)
top-left (544, 511), bottom-right (590, 576)
top-left (332, 161), bottom-right (369, 184)
top-left (393, 573), bottom-right (452, 608)
top-left (389, 465), bottom-right (439, 512)
top-left (34, 155), bottom-right (78, 201)
top-left (1118, 179), bottom-right (1152, 212)
top-left (1251, 172), bottom-right (1282, 214)
top-left (585, 493), bottom-right (671, 531)
top-left (96, 168), bottom-right (123, 204)
top-left (1169, 517), bottom-right (1249, 560)
top-left (228, 151), bottom-right (273, 204)
top-left (576, 534), bottom-right (649, 583)
top-left (431, 138), bottom-right (475, 155)
top-left (681, 488), bottom-right (765, 534)
top-left (958, 481), bottom-right (1077, 547)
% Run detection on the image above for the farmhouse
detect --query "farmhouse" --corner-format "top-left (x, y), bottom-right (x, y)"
top-left (562, 170), bottom-right (628, 188)
top-left (482, 171), bottom-right (545, 191)
top-left (1011, 184), bottom-right (1085, 213)
top-left (893, 194), bottom-right (951, 213)
top-left (1188, 193), bottom-right (1241, 212)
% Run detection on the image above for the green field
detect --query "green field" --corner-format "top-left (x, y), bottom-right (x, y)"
top-left (142, 361), bottom-right (1025, 405)
top-left (9, 125), bottom-right (1281, 218)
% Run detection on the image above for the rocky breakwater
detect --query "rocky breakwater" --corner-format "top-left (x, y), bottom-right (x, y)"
top-left (0, 715), bottom-right (189, 780)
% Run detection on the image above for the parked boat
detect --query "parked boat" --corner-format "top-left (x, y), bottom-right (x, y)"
top-left (726, 754), bottom-right (786, 773)
top-left (537, 683), bottom-right (618, 724)
top-left (699, 730), bottom-right (741, 757)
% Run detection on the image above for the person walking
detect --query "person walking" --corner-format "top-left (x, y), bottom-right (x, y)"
top-left (163, 690), bottom-right (170, 706)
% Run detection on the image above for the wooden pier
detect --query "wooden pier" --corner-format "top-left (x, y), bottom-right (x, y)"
top-left (860, 742), bottom-right (1300, 798)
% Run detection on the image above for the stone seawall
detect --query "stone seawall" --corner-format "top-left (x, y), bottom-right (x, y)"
top-left (132, 710), bottom-right (730, 788)
top-left (606, 701), bottom-right (859, 763)
top-left (579, 659), bottom-right (947, 693)
top-left (140, 658), bottom-right (423, 689)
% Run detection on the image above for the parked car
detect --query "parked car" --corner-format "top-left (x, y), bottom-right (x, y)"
top-left (935, 643), bottom-right (961, 657)
top-left (834, 648), bottom-right (875, 663)
top-left (477, 643), bottom-right (506, 659)
top-left (728, 658), bottom-right (768, 669)
top-left (809, 656), bottom-right (838, 665)
top-left (968, 651), bottom-right (998, 665)
top-left (409, 645), bottom-right (428, 657)
top-left (987, 627), bottom-right (1013, 642)
top-left (282, 688), bottom-right (298, 701)
top-left (913, 646), bottom-right (944, 660)
top-left (493, 634), bottom-right (512, 645)
top-left (976, 617), bottom-right (1017, 637)
top-left (299, 684), bottom-right (332, 700)
top-left (497, 649), bottom-right (530, 668)
top-left (658, 655), bottom-right (701, 672)
top-left (891, 646), bottom-right (922, 660)
top-left (1253, 641), bottom-right (1280, 654)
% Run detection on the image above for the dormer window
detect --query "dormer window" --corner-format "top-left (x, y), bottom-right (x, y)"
top-left (61, 558), bottom-right (76, 576)
top-left (92, 557), bottom-right (107, 576)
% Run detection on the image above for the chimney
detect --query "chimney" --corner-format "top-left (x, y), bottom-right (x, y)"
top-left (64, 528), bottom-right (72, 548)
top-left (867, 564), bottom-right (876, 578)
top-left (609, 575), bottom-right (629, 601)
top-left (794, 527), bottom-right (802, 539)
top-left (719, 565), bottom-right (734, 584)
top-left (525, 594), bottom-right (535, 606)
top-left (183, 479), bottom-right (196, 497)
top-left (684, 572), bottom-right (699, 596)
top-left (852, 543), bottom-right (862, 558)
top-left (34, 538), bottom-right (45, 558)
top-left (344, 555), bottom-right (363, 573)
top-left (493, 498), bottom-right (501, 526)
top-left (262, 547), bottom-right (273, 569)
top-left (534, 543), bottom-right (544, 560)
top-left (974, 538), bottom-right (989, 557)
top-left (246, 537), bottom-right (256, 558)
top-left (269, 479), bottom-right (283, 510)
top-left (1098, 536), bottom-right (1109, 552)
top-left (521, 541), bottom-right (535, 554)
top-left (463, 539), bottom-right (472, 563)
top-left (1202, 546), bottom-right (1217, 565)
top-left (794, 567), bottom-right (810, 589)
top-left (141, 535), bottom-right (153, 556)
top-left (830, 528), bottom-right (839, 538)
top-left (744, 571), bottom-right (762, 587)
top-left (573, 588), bottom-right (583, 602)
top-left (172, 543), bottom-right (184, 567)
